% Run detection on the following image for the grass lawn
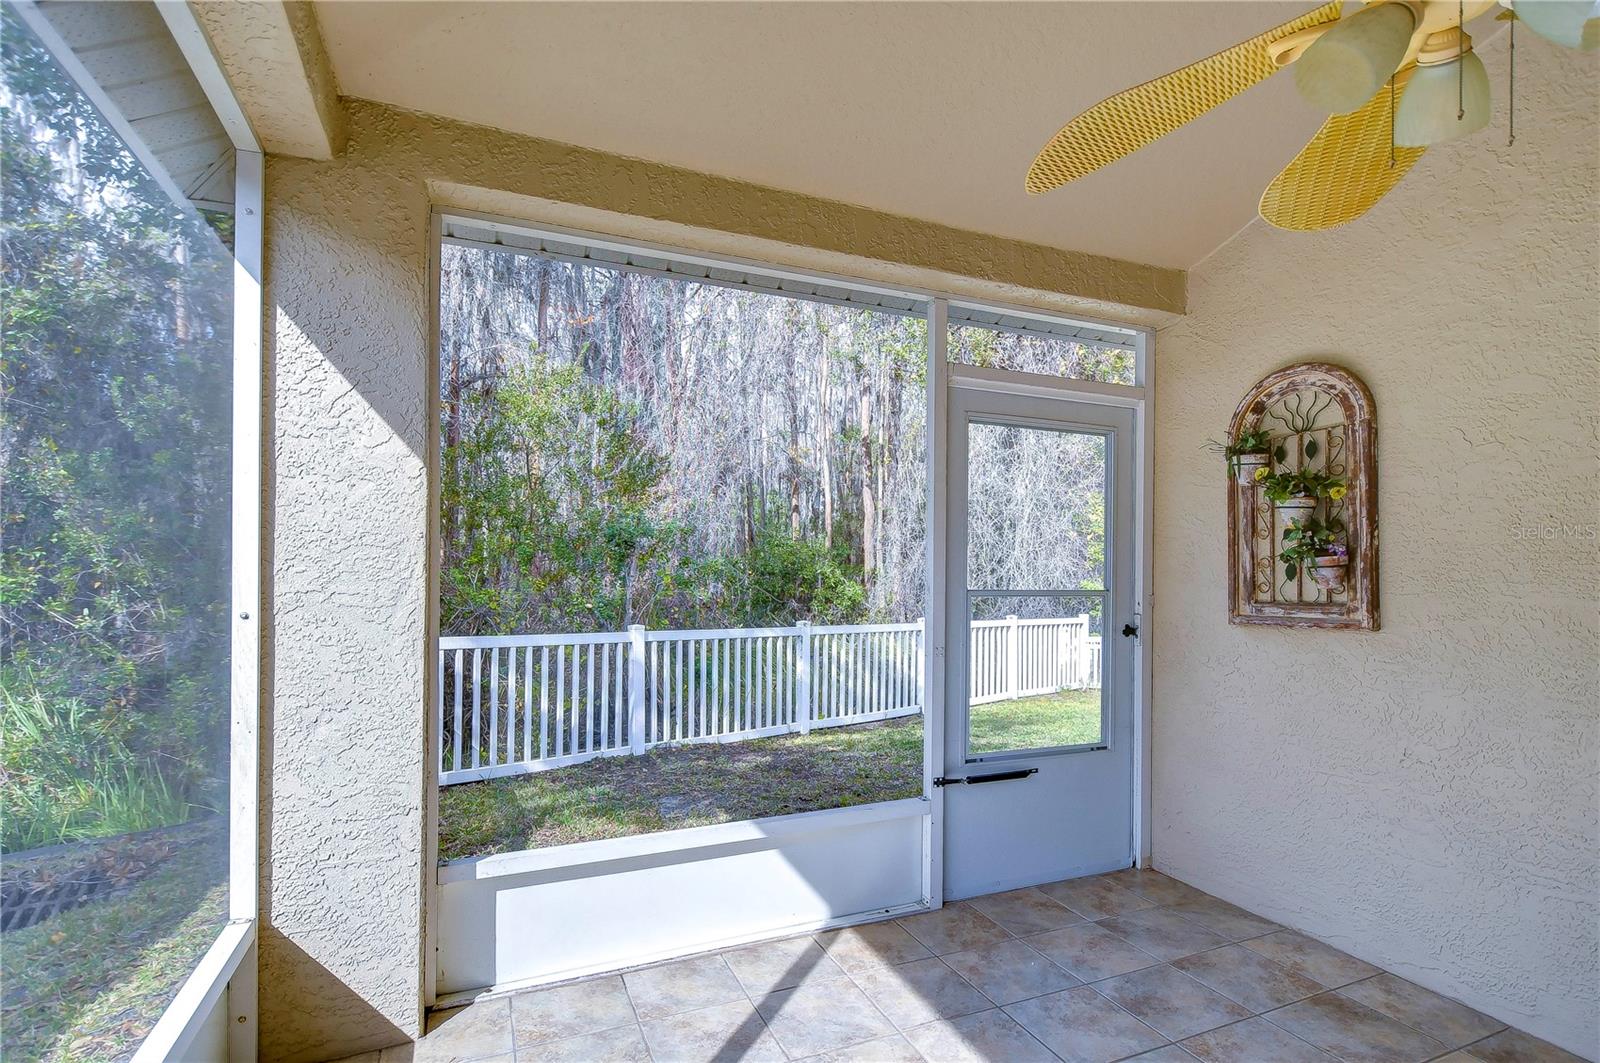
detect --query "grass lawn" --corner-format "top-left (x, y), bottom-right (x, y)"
top-left (439, 687), bottom-right (1102, 859)
top-left (1, 820), bottom-right (227, 1063)
top-left (970, 688), bottom-right (1102, 754)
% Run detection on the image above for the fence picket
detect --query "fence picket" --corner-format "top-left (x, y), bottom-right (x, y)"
top-left (504, 647), bottom-right (515, 766)
top-left (540, 646), bottom-right (550, 760)
top-left (452, 648), bottom-right (464, 772)
top-left (471, 649), bottom-right (483, 770)
top-left (554, 646), bottom-right (566, 758)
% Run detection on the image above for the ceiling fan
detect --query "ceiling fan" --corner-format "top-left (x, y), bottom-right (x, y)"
top-left (1026, 1), bottom-right (1599, 231)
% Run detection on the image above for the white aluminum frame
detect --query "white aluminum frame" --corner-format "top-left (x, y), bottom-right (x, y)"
top-left (111, 3), bottom-right (263, 1059)
top-left (425, 209), bottom-right (1155, 994)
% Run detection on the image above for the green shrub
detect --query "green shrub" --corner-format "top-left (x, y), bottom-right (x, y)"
top-left (0, 670), bottom-right (203, 852)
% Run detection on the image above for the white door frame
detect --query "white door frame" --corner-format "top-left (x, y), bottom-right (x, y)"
top-left (922, 338), bottom-right (1154, 908)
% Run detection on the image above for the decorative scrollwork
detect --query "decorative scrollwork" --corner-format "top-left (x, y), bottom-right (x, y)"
top-left (1226, 363), bottom-right (1378, 630)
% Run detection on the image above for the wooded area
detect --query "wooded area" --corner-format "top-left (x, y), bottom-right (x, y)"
top-left (439, 245), bottom-right (1125, 639)
top-left (440, 245), bottom-right (929, 636)
top-left (1, 9), bottom-right (232, 853)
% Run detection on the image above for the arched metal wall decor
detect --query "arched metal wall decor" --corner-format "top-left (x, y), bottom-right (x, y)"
top-left (1227, 362), bottom-right (1378, 629)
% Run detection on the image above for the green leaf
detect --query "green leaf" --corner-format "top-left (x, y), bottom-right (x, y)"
top-left (1273, 444), bottom-right (1288, 463)
top-left (1304, 438), bottom-right (1319, 460)
top-left (1284, 562), bottom-right (1298, 580)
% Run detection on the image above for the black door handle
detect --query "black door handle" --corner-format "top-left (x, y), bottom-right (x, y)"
top-left (1122, 623), bottom-right (1138, 638)
top-left (934, 768), bottom-right (1039, 787)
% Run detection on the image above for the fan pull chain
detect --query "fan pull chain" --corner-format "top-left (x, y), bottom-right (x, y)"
top-left (1458, 0), bottom-right (1466, 121)
top-left (1389, 74), bottom-right (1396, 168)
top-left (1508, 16), bottom-right (1517, 146)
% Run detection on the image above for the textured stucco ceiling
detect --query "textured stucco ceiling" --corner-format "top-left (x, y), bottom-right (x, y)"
top-left (315, 1), bottom-right (1337, 270)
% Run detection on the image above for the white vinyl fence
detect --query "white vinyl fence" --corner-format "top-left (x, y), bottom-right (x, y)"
top-left (438, 616), bottom-right (1100, 784)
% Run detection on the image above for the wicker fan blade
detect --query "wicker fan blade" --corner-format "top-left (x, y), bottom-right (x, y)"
top-left (1026, 1), bottom-right (1343, 195)
top-left (1259, 66), bottom-right (1425, 232)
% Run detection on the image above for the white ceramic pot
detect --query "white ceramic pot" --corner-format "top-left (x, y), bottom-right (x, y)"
top-left (1310, 556), bottom-right (1347, 590)
top-left (1275, 496), bottom-right (1317, 525)
top-left (1232, 452), bottom-right (1270, 485)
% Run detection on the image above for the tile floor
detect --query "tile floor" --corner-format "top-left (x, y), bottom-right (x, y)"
top-left (355, 869), bottom-right (1589, 1063)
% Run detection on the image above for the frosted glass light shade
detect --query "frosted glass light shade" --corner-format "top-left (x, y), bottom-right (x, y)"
top-left (1514, 0), bottom-right (1600, 50)
top-left (1394, 52), bottom-right (1491, 147)
top-left (1295, 2), bottom-right (1418, 113)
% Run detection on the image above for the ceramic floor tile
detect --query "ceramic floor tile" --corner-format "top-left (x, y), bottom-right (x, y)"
top-left (509, 976), bottom-right (637, 1046)
top-left (849, 956), bottom-right (992, 1029)
top-left (1180, 1016), bottom-right (1339, 1062)
top-left (1093, 964), bottom-right (1253, 1041)
top-left (755, 978), bottom-right (897, 1057)
top-left (966, 887), bottom-right (1085, 935)
top-left (1096, 908), bottom-right (1231, 962)
top-left (516, 1024), bottom-right (651, 1062)
top-left (939, 938), bottom-right (1080, 1006)
top-left (723, 935), bottom-right (848, 995)
top-left (1097, 869), bottom-right (1211, 906)
top-left (794, 1033), bottom-right (925, 1062)
top-left (1005, 985), bottom-right (1168, 1063)
top-left (624, 954), bottom-right (745, 1020)
top-left (1172, 944), bottom-right (1326, 1013)
top-left (413, 999), bottom-right (514, 1063)
top-left (897, 902), bottom-right (1012, 955)
top-left (1127, 1047), bottom-right (1201, 1062)
top-left (1025, 923), bottom-right (1163, 982)
top-left (1267, 991), bottom-right (1448, 1063)
top-left (1165, 897), bottom-right (1282, 942)
top-left (1242, 930), bottom-right (1380, 988)
top-left (640, 1000), bottom-right (786, 1063)
top-left (1463, 1028), bottom-right (1592, 1063)
top-left (1037, 878), bottom-right (1157, 920)
top-left (815, 920), bottom-right (935, 972)
top-left (902, 1008), bottom-right (1059, 1063)
top-left (1337, 973), bottom-right (1506, 1049)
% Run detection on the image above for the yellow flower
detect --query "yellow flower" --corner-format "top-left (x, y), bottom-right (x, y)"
top-left (1253, 466), bottom-right (1269, 481)
top-left (1328, 484), bottom-right (1348, 501)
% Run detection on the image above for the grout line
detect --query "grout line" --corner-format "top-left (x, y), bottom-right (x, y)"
top-left (722, 948), bottom-right (793, 1060)
top-left (1176, 1012), bottom-right (1328, 1059)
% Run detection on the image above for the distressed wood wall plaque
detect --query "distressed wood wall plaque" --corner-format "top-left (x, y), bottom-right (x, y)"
top-left (1228, 362), bottom-right (1378, 630)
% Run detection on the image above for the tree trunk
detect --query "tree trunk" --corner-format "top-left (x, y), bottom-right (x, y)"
top-left (818, 323), bottom-right (834, 550)
top-left (859, 385), bottom-right (876, 590)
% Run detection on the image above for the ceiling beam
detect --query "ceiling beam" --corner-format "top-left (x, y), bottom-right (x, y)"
top-left (189, 0), bottom-right (346, 159)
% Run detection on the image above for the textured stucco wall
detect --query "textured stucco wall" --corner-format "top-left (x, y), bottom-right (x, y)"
top-left (262, 143), bottom-right (430, 1060)
top-left (261, 97), bottom-right (1184, 1061)
top-left (191, 0), bottom-right (347, 159)
top-left (1150, 35), bottom-right (1599, 1057)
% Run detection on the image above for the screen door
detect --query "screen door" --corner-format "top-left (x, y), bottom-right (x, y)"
top-left (941, 384), bottom-right (1136, 899)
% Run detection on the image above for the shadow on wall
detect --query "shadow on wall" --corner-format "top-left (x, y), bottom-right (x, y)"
top-left (257, 927), bottom-right (414, 1061)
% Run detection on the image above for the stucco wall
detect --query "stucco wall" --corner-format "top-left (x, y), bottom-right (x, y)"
top-left (259, 99), bottom-right (1182, 1061)
top-left (262, 146), bottom-right (431, 1059)
top-left (1150, 34), bottom-right (1598, 1057)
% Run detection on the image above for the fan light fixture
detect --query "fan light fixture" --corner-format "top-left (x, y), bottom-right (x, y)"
top-left (1295, 1), bottom-right (1419, 113)
top-left (1395, 29), bottom-right (1492, 146)
top-left (1512, 0), bottom-right (1600, 49)
top-left (1025, 0), bottom-right (1591, 232)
